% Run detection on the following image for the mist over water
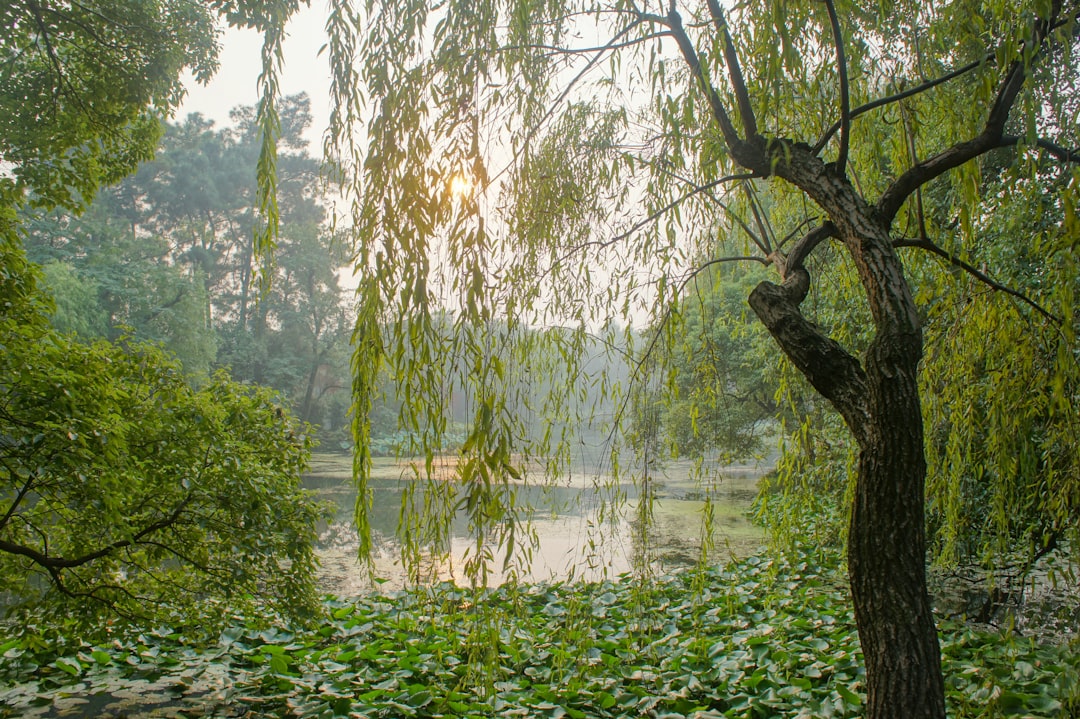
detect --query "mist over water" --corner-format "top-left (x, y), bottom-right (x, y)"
top-left (304, 453), bottom-right (766, 596)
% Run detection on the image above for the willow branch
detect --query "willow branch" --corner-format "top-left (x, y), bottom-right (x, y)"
top-left (894, 237), bottom-right (1059, 322)
top-left (999, 134), bottom-right (1080, 163)
top-left (706, 191), bottom-right (769, 255)
top-left (704, 0), bottom-right (756, 138)
top-left (519, 32), bottom-right (671, 57)
top-left (687, 256), bottom-right (771, 285)
top-left (489, 19), bottom-right (648, 187)
top-left (822, 0), bottom-right (850, 172)
top-left (607, 248), bottom-right (768, 451)
top-left (551, 172), bottom-right (756, 268)
top-left (813, 56), bottom-right (987, 153)
top-left (741, 182), bottom-right (774, 254)
top-left (664, 8), bottom-right (741, 147)
top-left (776, 216), bottom-right (823, 251)
top-left (878, 8), bottom-right (1058, 223)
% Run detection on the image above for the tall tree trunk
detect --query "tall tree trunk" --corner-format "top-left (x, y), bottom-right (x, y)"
top-left (300, 360), bottom-right (320, 424)
top-left (745, 140), bottom-right (946, 715)
top-left (751, 277), bottom-right (945, 717)
top-left (853, 334), bottom-right (945, 716)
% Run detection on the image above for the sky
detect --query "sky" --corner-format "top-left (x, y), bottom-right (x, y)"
top-left (178, 5), bottom-right (332, 152)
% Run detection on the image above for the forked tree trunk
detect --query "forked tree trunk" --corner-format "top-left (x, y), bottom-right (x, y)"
top-left (744, 140), bottom-right (947, 715)
top-left (750, 281), bottom-right (945, 717)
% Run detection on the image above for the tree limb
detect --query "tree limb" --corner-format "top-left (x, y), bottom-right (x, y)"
top-left (999, 134), bottom-right (1080, 163)
top-left (813, 56), bottom-right (988, 153)
top-left (664, 7), bottom-right (742, 148)
top-left (877, 8), bottom-right (1057, 224)
top-left (0, 493), bottom-right (194, 571)
top-left (893, 237), bottom-right (1060, 322)
top-left (822, 0), bottom-right (850, 174)
top-left (748, 273), bottom-right (871, 445)
top-left (704, 0), bottom-right (757, 138)
top-left (26, 0), bottom-right (66, 104)
top-left (0, 470), bottom-right (36, 531)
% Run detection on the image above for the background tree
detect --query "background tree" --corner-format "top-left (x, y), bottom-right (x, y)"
top-left (0, 0), bottom-right (216, 213)
top-left (24, 195), bottom-right (218, 375)
top-left (632, 261), bottom-right (790, 463)
top-left (1, 0), bottom-right (303, 276)
top-left (339, 1), bottom-right (1080, 716)
top-left (1, 0), bottom-right (317, 628)
top-left (20, 95), bottom-right (356, 435)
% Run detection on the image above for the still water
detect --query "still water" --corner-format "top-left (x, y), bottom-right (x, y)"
top-left (304, 453), bottom-right (766, 596)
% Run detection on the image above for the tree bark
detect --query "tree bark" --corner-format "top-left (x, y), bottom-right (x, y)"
top-left (747, 145), bottom-right (945, 718)
top-left (851, 333), bottom-right (945, 716)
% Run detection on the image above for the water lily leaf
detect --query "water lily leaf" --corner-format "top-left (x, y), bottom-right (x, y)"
top-left (54, 657), bottom-right (82, 676)
top-left (407, 689), bottom-right (432, 707)
top-left (269, 654), bottom-right (291, 673)
top-left (594, 690), bottom-right (617, 709)
top-left (836, 684), bottom-right (862, 707)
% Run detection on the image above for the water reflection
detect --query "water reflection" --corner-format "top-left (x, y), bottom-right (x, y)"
top-left (304, 453), bottom-right (766, 596)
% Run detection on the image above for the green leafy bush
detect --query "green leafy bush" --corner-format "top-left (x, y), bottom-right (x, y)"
top-left (1, 307), bottom-right (324, 632)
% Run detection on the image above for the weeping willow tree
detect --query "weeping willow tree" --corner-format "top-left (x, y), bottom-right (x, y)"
top-left (325, 0), bottom-right (1080, 716)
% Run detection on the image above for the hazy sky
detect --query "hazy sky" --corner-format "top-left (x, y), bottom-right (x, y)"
top-left (178, 5), bottom-right (332, 151)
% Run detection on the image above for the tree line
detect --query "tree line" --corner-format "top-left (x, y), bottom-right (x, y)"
top-left (19, 95), bottom-right (355, 444)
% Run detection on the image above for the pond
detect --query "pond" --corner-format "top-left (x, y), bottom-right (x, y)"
top-left (305, 452), bottom-right (767, 596)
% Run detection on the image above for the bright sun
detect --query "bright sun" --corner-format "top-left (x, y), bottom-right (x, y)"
top-left (449, 172), bottom-right (474, 199)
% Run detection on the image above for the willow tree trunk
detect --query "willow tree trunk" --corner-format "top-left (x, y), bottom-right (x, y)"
top-left (752, 276), bottom-right (945, 716)
top-left (742, 140), bottom-right (946, 717)
top-left (852, 336), bottom-right (945, 716)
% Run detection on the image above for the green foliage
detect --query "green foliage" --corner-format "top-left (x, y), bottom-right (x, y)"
top-left (0, 0), bottom-right (324, 648)
top-left (1, 0), bottom-right (302, 250)
top-left (35, 261), bottom-right (111, 339)
top-left (0, 302), bottom-right (324, 630)
top-left (0, 1), bottom-right (219, 212)
top-left (24, 197), bottom-right (219, 376)
top-left (2, 549), bottom-right (1076, 718)
top-left (20, 96), bottom-right (355, 430)
top-left (917, 165), bottom-right (1080, 572)
top-left (632, 262), bottom-right (785, 462)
